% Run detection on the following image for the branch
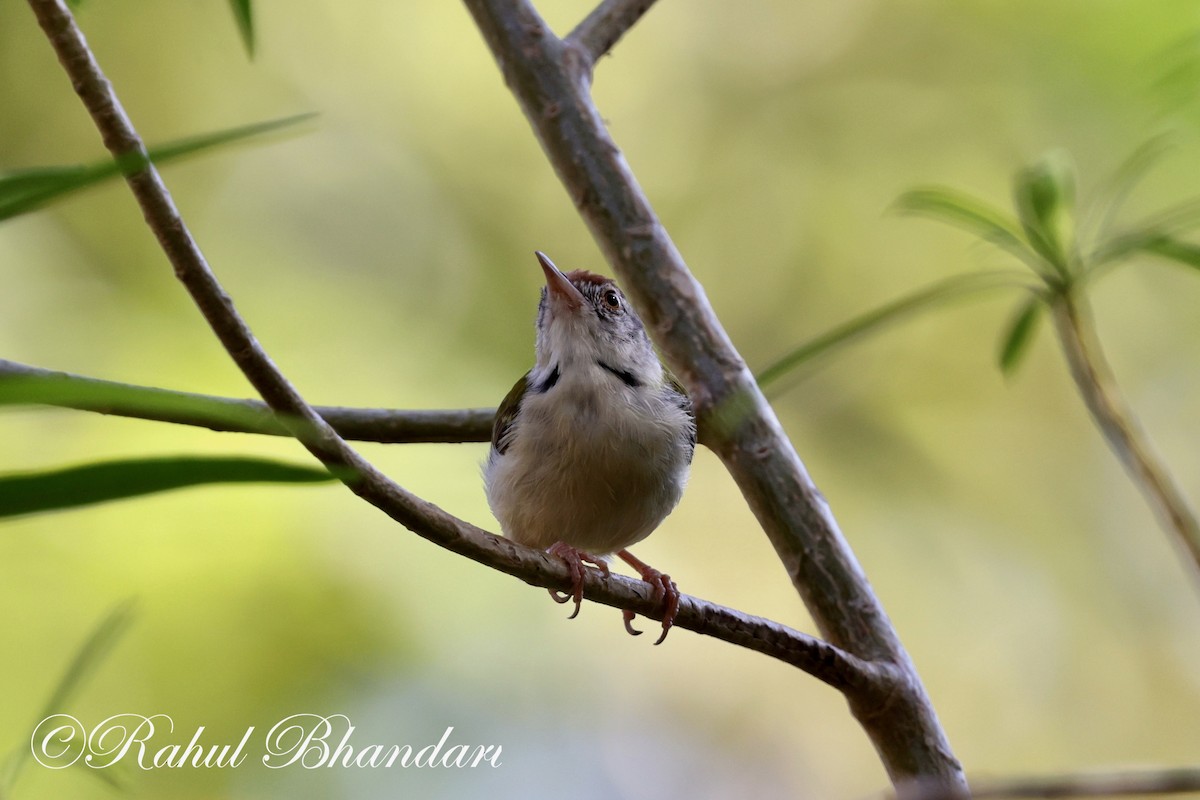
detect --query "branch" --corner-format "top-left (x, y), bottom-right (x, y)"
top-left (898, 765), bottom-right (1200, 799)
top-left (23, 0), bottom-right (887, 699)
top-left (1050, 290), bottom-right (1200, 584)
top-left (463, 0), bottom-right (965, 790)
top-left (0, 359), bottom-right (494, 444)
top-left (567, 0), bottom-right (659, 70)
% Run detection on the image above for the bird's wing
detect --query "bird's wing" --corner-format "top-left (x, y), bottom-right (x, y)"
top-left (667, 373), bottom-right (697, 462)
top-left (491, 371), bottom-right (529, 454)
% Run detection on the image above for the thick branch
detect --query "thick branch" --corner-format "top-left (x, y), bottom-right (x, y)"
top-left (463, 0), bottom-right (964, 789)
top-left (0, 359), bottom-right (494, 444)
top-left (24, 0), bottom-right (885, 697)
top-left (1051, 290), bottom-right (1200, 583)
top-left (567, 0), bottom-right (659, 69)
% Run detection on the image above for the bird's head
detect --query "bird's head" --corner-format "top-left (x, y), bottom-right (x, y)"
top-left (533, 251), bottom-right (662, 385)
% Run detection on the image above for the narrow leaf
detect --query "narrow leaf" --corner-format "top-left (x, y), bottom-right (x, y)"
top-left (998, 296), bottom-right (1043, 375)
top-left (1088, 134), bottom-right (1175, 241)
top-left (1141, 236), bottom-right (1200, 271)
top-left (1092, 231), bottom-right (1200, 276)
top-left (0, 112), bottom-right (315, 222)
top-left (227, 0), bottom-right (256, 58)
top-left (756, 271), bottom-right (1028, 390)
top-left (893, 187), bottom-right (1031, 260)
top-left (0, 366), bottom-right (300, 437)
top-left (0, 600), bottom-right (135, 793)
top-left (0, 457), bottom-right (337, 520)
top-left (1133, 196), bottom-right (1200, 237)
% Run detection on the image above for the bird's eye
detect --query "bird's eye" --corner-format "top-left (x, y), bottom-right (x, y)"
top-left (602, 289), bottom-right (622, 311)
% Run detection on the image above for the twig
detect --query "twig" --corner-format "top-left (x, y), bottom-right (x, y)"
top-left (1050, 290), bottom-right (1200, 583)
top-left (895, 765), bottom-right (1200, 799)
top-left (24, 0), bottom-right (885, 697)
top-left (463, 0), bottom-right (965, 790)
top-left (567, 0), bottom-right (659, 70)
top-left (0, 359), bottom-right (494, 444)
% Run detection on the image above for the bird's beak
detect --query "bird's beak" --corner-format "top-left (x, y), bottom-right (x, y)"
top-left (536, 251), bottom-right (585, 312)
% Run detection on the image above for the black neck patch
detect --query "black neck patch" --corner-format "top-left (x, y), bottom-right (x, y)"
top-left (534, 365), bottom-right (561, 394)
top-left (597, 361), bottom-right (640, 388)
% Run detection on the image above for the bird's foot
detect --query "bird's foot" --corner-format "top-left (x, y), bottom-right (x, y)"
top-left (617, 549), bottom-right (680, 645)
top-left (546, 542), bottom-right (609, 620)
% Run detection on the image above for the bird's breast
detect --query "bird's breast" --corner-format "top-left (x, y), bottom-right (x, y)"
top-left (484, 368), bottom-right (691, 554)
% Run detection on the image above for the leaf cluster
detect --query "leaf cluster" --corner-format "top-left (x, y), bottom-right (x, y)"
top-left (894, 140), bottom-right (1200, 375)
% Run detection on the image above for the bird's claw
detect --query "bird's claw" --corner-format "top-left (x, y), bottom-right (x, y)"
top-left (617, 550), bottom-right (680, 645)
top-left (546, 542), bottom-right (608, 620)
top-left (645, 569), bottom-right (680, 645)
top-left (546, 545), bottom-right (680, 645)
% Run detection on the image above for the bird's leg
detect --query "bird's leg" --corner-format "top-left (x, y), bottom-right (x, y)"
top-left (616, 549), bottom-right (680, 645)
top-left (546, 541), bottom-right (609, 620)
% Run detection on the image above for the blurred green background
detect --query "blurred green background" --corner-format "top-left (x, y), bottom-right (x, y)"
top-left (3, 1), bottom-right (1200, 797)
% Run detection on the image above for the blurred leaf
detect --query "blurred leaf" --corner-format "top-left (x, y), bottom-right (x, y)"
top-left (998, 295), bottom-right (1043, 376)
top-left (1136, 196), bottom-right (1200, 237)
top-left (1013, 151), bottom-right (1075, 277)
top-left (0, 364), bottom-right (299, 437)
top-left (757, 271), bottom-right (1028, 390)
top-left (228, 0), bottom-right (255, 58)
top-left (0, 112), bottom-right (315, 222)
top-left (0, 600), bottom-right (135, 794)
top-left (1088, 134), bottom-right (1175, 241)
top-left (1149, 33), bottom-right (1200, 116)
top-left (1140, 236), bottom-right (1200, 272)
top-left (0, 457), bottom-right (336, 520)
top-left (1090, 200), bottom-right (1200, 271)
top-left (1090, 228), bottom-right (1165, 268)
top-left (893, 187), bottom-right (1032, 259)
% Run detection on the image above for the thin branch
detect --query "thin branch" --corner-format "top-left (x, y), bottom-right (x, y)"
top-left (566, 0), bottom-right (659, 70)
top-left (0, 359), bottom-right (494, 444)
top-left (463, 0), bottom-right (965, 790)
top-left (1050, 290), bottom-right (1200, 584)
top-left (24, 0), bottom-right (886, 698)
top-left (897, 765), bottom-right (1200, 799)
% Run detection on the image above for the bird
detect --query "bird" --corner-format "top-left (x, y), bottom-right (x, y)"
top-left (484, 251), bottom-right (696, 644)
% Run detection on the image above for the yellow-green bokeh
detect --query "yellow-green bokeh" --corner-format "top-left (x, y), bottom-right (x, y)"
top-left (2, 1), bottom-right (1199, 797)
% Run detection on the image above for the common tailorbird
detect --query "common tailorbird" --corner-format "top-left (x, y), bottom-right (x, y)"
top-left (484, 251), bottom-right (695, 643)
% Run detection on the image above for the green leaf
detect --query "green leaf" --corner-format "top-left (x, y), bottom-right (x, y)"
top-left (0, 112), bottom-right (315, 222)
top-left (756, 270), bottom-right (1029, 390)
top-left (998, 295), bottom-right (1043, 375)
top-left (0, 365), bottom-right (299, 436)
top-left (0, 456), bottom-right (337, 520)
top-left (228, 0), bottom-right (255, 58)
top-left (1133, 196), bottom-right (1200, 238)
top-left (1091, 226), bottom-right (1200, 274)
top-left (1088, 134), bottom-right (1175, 240)
top-left (1141, 236), bottom-right (1200, 271)
top-left (1013, 150), bottom-right (1076, 277)
top-left (893, 187), bottom-right (1033, 262)
top-left (0, 600), bottom-right (135, 794)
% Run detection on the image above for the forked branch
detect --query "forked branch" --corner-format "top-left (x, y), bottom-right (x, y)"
top-left (24, 0), bottom-right (886, 703)
top-left (464, 0), bottom-right (965, 789)
top-left (567, 0), bottom-right (660, 70)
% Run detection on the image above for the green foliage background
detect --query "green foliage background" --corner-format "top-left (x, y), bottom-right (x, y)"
top-left (2, 1), bottom-right (1199, 797)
